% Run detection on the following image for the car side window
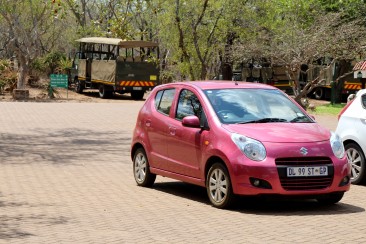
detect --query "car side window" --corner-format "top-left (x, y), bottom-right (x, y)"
top-left (155, 89), bottom-right (175, 115)
top-left (362, 94), bottom-right (366, 109)
top-left (176, 89), bottom-right (203, 120)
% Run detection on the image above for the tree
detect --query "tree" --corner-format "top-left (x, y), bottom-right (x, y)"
top-left (0, 0), bottom-right (74, 90)
top-left (157, 0), bottom-right (233, 81)
top-left (230, 0), bottom-right (366, 107)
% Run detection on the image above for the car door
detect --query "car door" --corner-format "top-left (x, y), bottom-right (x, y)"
top-left (355, 93), bottom-right (366, 146)
top-left (166, 88), bottom-right (206, 178)
top-left (145, 88), bottom-right (176, 171)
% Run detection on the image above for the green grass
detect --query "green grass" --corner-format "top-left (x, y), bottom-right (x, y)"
top-left (313, 103), bottom-right (346, 115)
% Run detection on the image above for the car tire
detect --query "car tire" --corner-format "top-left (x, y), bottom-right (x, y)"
top-left (316, 192), bottom-right (344, 205)
top-left (133, 148), bottom-right (156, 187)
top-left (345, 142), bottom-right (366, 185)
top-left (74, 78), bottom-right (84, 93)
top-left (206, 163), bottom-right (235, 209)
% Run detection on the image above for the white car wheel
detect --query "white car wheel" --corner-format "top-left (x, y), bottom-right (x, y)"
top-left (206, 163), bottom-right (234, 208)
top-left (345, 143), bottom-right (366, 185)
top-left (133, 148), bottom-right (156, 187)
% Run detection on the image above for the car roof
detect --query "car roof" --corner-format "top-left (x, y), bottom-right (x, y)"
top-left (356, 89), bottom-right (366, 96)
top-left (162, 80), bottom-right (277, 90)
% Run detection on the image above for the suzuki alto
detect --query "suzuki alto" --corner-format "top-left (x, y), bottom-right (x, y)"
top-left (131, 81), bottom-right (351, 208)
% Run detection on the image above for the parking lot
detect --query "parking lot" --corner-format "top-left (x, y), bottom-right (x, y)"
top-left (1, 101), bottom-right (366, 243)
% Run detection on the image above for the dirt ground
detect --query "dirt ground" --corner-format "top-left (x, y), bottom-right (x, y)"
top-left (0, 85), bottom-right (330, 108)
top-left (0, 86), bottom-right (143, 103)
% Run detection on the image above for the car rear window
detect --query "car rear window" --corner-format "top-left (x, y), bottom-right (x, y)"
top-left (155, 89), bottom-right (175, 115)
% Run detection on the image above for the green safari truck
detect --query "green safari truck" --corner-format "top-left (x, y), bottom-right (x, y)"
top-left (69, 37), bottom-right (160, 100)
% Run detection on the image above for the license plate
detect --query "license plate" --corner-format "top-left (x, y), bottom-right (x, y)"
top-left (287, 166), bottom-right (328, 177)
top-left (133, 87), bottom-right (142, 90)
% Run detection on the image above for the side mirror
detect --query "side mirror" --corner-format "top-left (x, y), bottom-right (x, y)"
top-left (182, 115), bottom-right (200, 128)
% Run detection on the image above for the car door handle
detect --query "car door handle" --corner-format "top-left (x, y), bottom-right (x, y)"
top-left (145, 119), bottom-right (151, 127)
top-left (169, 126), bottom-right (176, 136)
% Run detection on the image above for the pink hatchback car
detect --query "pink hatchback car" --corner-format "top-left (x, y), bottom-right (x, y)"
top-left (131, 81), bottom-right (351, 208)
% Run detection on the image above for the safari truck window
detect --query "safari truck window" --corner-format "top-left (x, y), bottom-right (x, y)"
top-left (70, 37), bottom-right (160, 100)
top-left (118, 46), bottom-right (159, 63)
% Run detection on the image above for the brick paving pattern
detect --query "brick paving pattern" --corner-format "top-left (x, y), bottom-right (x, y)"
top-left (0, 101), bottom-right (365, 243)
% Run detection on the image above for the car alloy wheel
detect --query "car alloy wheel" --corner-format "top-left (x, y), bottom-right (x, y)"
top-left (206, 163), bottom-right (234, 208)
top-left (133, 148), bottom-right (156, 187)
top-left (345, 143), bottom-right (366, 185)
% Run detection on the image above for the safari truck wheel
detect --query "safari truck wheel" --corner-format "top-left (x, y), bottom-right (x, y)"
top-left (313, 87), bottom-right (324, 100)
top-left (99, 85), bottom-right (113, 99)
top-left (74, 78), bottom-right (84, 94)
top-left (131, 90), bottom-right (145, 100)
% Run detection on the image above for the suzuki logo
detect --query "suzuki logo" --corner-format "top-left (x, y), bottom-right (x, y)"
top-left (300, 147), bottom-right (308, 155)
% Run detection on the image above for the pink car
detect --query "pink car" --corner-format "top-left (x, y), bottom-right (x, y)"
top-left (131, 81), bottom-right (351, 208)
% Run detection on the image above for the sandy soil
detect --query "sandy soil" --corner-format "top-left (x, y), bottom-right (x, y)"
top-left (0, 85), bottom-right (330, 107)
top-left (0, 86), bottom-right (144, 103)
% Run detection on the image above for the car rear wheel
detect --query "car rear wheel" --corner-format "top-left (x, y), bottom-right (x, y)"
top-left (316, 192), bottom-right (344, 205)
top-left (345, 143), bottom-right (366, 185)
top-left (206, 163), bottom-right (235, 209)
top-left (133, 148), bottom-right (156, 187)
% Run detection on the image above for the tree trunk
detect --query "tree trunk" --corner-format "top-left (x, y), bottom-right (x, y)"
top-left (334, 60), bottom-right (352, 103)
top-left (175, 0), bottom-right (195, 80)
top-left (221, 63), bottom-right (232, 80)
top-left (16, 52), bottom-right (28, 89)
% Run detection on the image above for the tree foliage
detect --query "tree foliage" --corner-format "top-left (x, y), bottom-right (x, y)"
top-left (0, 0), bottom-right (366, 99)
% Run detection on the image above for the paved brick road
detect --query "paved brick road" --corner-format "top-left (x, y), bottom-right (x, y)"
top-left (0, 101), bottom-right (365, 244)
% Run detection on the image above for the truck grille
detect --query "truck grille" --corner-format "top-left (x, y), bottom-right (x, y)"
top-left (275, 157), bottom-right (334, 191)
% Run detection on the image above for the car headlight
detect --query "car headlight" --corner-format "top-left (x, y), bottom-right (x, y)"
top-left (330, 132), bottom-right (345, 159)
top-left (231, 133), bottom-right (266, 161)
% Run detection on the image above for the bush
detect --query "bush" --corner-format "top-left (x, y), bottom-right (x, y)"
top-left (29, 51), bottom-right (70, 86)
top-left (0, 59), bottom-right (18, 93)
top-left (43, 51), bottom-right (67, 74)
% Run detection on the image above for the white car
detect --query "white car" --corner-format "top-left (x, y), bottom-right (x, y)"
top-left (336, 89), bottom-right (366, 184)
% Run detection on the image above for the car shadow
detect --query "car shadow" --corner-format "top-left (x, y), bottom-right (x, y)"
top-left (153, 181), bottom-right (208, 204)
top-left (152, 181), bottom-right (365, 215)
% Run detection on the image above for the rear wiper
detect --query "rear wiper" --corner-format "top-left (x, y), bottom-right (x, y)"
top-left (237, 118), bottom-right (288, 124)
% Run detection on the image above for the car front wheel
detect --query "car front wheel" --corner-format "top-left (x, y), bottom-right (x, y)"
top-left (133, 148), bottom-right (156, 187)
top-left (345, 143), bottom-right (366, 185)
top-left (206, 163), bottom-right (235, 209)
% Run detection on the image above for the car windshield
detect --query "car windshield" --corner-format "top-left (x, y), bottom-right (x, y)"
top-left (204, 88), bottom-right (313, 124)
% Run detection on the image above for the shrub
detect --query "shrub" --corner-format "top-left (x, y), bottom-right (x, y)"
top-left (0, 59), bottom-right (18, 93)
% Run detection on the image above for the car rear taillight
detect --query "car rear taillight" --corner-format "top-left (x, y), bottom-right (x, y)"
top-left (337, 99), bottom-right (354, 120)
